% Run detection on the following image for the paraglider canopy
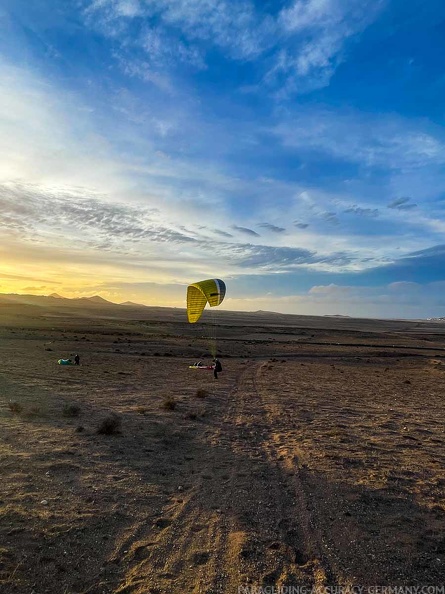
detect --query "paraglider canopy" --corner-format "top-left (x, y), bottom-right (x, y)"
top-left (187, 279), bottom-right (226, 323)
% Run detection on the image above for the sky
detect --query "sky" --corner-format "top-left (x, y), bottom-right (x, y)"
top-left (1, 0), bottom-right (445, 318)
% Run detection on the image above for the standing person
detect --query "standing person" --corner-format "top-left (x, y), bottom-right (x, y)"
top-left (213, 357), bottom-right (222, 379)
top-left (74, 354), bottom-right (80, 366)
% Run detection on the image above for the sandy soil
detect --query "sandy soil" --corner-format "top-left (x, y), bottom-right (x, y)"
top-left (0, 306), bottom-right (444, 593)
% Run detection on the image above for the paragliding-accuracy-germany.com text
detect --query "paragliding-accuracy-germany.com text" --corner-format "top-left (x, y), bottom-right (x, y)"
top-left (237, 587), bottom-right (445, 594)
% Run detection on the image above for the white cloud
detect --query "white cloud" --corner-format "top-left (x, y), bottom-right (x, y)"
top-left (1, 47), bottom-right (442, 300)
top-left (115, 0), bottom-right (143, 17)
top-left (156, 0), bottom-right (272, 59)
top-left (273, 108), bottom-right (445, 170)
top-left (0, 59), bottom-right (135, 195)
top-left (86, 0), bottom-right (273, 64)
top-left (84, 0), bottom-right (383, 95)
top-left (268, 0), bottom-right (384, 94)
top-left (280, 0), bottom-right (340, 32)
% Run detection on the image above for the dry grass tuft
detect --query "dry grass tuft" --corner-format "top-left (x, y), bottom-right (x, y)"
top-left (25, 407), bottom-right (42, 418)
top-left (195, 389), bottom-right (209, 399)
top-left (8, 402), bottom-right (23, 414)
top-left (62, 404), bottom-right (81, 418)
top-left (162, 397), bottom-right (177, 411)
top-left (97, 413), bottom-right (122, 435)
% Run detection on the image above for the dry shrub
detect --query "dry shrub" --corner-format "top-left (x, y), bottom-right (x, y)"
top-left (195, 388), bottom-right (209, 399)
top-left (162, 397), bottom-right (177, 411)
top-left (136, 406), bottom-right (147, 415)
top-left (8, 401), bottom-right (23, 414)
top-left (97, 413), bottom-right (122, 435)
top-left (26, 406), bottom-right (42, 418)
top-left (63, 404), bottom-right (81, 418)
top-left (187, 405), bottom-right (207, 419)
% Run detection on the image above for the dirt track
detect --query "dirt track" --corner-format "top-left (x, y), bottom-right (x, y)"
top-left (0, 310), bottom-right (445, 593)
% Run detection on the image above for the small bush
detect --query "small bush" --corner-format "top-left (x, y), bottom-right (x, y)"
top-left (8, 401), bottom-right (23, 414)
top-left (195, 389), bottom-right (209, 399)
top-left (198, 406), bottom-right (207, 418)
top-left (97, 413), bottom-right (122, 435)
top-left (162, 397), bottom-right (177, 411)
top-left (63, 404), bottom-right (81, 418)
top-left (136, 407), bottom-right (147, 415)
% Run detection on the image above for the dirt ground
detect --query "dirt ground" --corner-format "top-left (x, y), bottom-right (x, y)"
top-left (0, 304), bottom-right (444, 593)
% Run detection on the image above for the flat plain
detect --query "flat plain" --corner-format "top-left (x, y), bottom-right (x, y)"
top-left (1, 298), bottom-right (444, 593)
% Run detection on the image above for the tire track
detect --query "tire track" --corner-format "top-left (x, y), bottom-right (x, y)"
top-left (253, 360), bottom-right (346, 586)
top-left (114, 361), bottom-right (336, 592)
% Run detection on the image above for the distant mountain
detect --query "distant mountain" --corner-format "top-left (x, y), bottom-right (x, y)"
top-left (78, 295), bottom-right (114, 304)
top-left (0, 292), bottom-right (117, 307)
top-left (120, 301), bottom-right (146, 307)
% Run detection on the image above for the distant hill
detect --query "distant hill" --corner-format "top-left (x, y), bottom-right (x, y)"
top-left (78, 295), bottom-right (114, 305)
top-left (120, 301), bottom-right (146, 307)
top-left (0, 291), bottom-right (441, 328)
top-left (0, 293), bottom-right (118, 307)
top-left (253, 310), bottom-right (287, 316)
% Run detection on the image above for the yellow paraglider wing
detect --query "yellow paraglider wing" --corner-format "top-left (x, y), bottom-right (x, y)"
top-left (187, 279), bottom-right (226, 323)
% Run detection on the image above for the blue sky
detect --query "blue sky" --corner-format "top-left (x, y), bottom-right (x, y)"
top-left (1, 0), bottom-right (445, 318)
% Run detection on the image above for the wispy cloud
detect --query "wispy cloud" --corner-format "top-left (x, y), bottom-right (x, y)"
top-left (0, 58), bottom-right (135, 192)
top-left (0, 182), bottom-right (195, 249)
top-left (213, 229), bottom-right (234, 238)
top-left (387, 197), bottom-right (417, 210)
top-left (257, 222), bottom-right (286, 233)
top-left (320, 211), bottom-right (339, 225)
top-left (3, 1), bottom-right (445, 317)
top-left (232, 225), bottom-right (261, 237)
top-left (344, 205), bottom-right (379, 217)
top-left (267, 0), bottom-right (384, 94)
top-left (84, 0), bottom-right (383, 96)
top-left (219, 243), bottom-right (356, 271)
top-left (85, 0), bottom-right (273, 65)
top-left (0, 180), bottom-right (391, 278)
top-left (273, 108), bottom-right (445, 170)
